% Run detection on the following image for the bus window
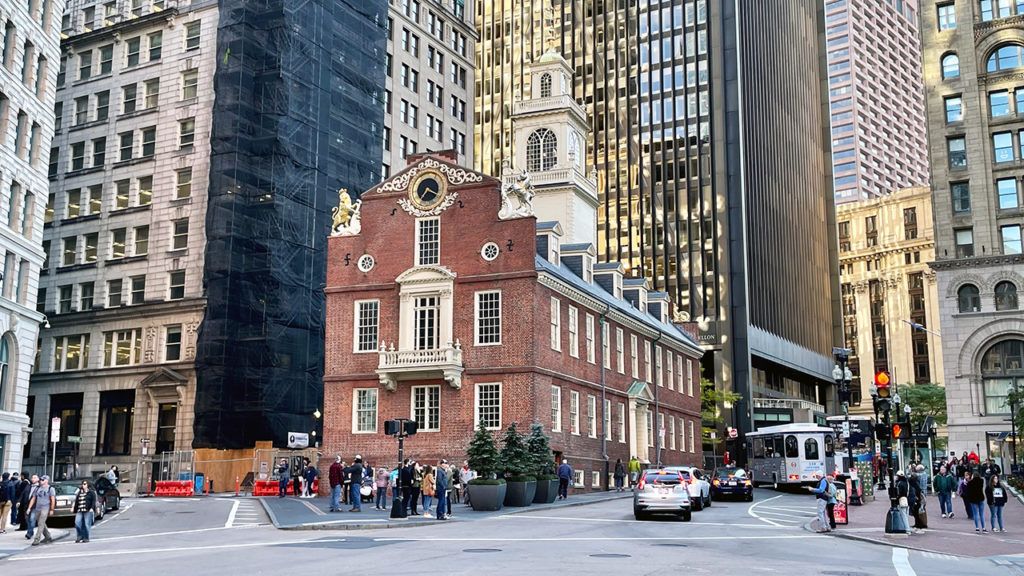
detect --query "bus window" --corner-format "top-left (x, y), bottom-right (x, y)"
top-left (824, 435), bottom-right (835, 457)
top-left (805, 438), bottom-right (820, 460)
top-left (785, 435), bottom-right (799, 458)
top-left (753, 438), bottom-right (765, 458)
top-left (772, 436), bottom-right (784, 458)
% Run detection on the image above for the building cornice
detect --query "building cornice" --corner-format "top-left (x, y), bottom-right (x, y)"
top-left (930, 253), bottom-right (1024, 271)
top-left (44, 297), bottom-right (205, 328)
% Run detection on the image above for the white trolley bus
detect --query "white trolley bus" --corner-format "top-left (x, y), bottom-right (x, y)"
top-left (745, 423), bottom-right (837, 487)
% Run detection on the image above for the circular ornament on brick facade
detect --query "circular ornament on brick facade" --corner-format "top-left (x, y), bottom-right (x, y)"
top-left (481, 242), bottom-right (500, 261)
top-left (357, 254), bottom-right (375, 272)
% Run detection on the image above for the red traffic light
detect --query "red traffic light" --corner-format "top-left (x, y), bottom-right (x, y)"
top-left (891, 423), bottom-right (902, 440)
top-left (875, 371), bottom-right (891, 397)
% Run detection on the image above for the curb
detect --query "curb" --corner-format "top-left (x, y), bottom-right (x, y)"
top-left (0, 528), bottom-right (72, 561)
top-left (262, 491), bottom-right (632, 530)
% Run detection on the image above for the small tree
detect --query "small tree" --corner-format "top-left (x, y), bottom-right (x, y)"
top-left (500, 422), bottom-right (532, 480)
top-left (701, 377), bottom-right (740, 441)
top-left (466, 422), bottom-right (500, 482)
top-left (527, 423), bottom-right (556, 479)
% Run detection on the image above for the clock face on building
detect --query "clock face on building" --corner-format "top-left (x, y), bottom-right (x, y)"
top-left (409, 170), bottom-right (446, 210)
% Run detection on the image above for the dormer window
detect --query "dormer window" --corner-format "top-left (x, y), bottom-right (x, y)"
top-left (550, 234), bottom-right (560, 265)
top-left (582, 254), bottom-right (593, 283)
top-left (415, 217), bottom-right (440, 266)
top-left (540, 72), bottom-right (552, 97)
top-left (614, 274), bottom-right (622, 299)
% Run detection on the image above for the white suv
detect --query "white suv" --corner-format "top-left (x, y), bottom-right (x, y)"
top-left (663, 466), bottom-right (711, 510)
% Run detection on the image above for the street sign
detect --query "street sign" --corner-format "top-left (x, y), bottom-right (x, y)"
top-left (67, 435), bottom-right (82, 443)
top-left (709, 431), bottom-right (717, 439)
top-left (287, 432), bottom-right (309, 449)
top-left (841, 422), bottom-right (850, 439)
top-left (141, 437), bottom-right (150, 456)
top-left (50, 417), bottom-right (61, 443)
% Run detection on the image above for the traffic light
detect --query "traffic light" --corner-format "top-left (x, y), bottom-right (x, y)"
top-left (874, 371), bottom-right (891, 398)
top-left (384, 419), bottom-right (419, 437)
top-left (874, 422), bottom-right (891, 441)
top-left (891, 423), bottom-right (909, 440)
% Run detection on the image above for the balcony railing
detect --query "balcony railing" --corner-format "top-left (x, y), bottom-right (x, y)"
top-left (376, 341), bottom-right (464, 390)
top-left (753, 398), bottom-right (826, 414)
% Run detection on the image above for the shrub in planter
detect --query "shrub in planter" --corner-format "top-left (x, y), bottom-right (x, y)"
top-left (501, 423), bottom-right (536, 507)
top-left (466, 423), bottom-right (505, 511)
top-left (527, 423), bottom-right (558, 504)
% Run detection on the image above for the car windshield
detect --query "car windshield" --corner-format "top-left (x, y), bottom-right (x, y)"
top-left (53, 484), bottom-right (80, 496)
top-left (643, 471), bottom-right (682, 485)
top-left (715, 468), bottom-right (747, 478)
top-left (663, 467), bottom-right (692, 480)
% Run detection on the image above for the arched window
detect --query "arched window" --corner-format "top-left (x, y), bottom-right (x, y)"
top-left (942, 53), bottom-right (960, 79)
top-left (980, 339), bottom-right (1024, 414)
top-left (526, 128), bottom-right (557, 172)
top-left (987, 43), bottom-right (1024, 73)
top-left (804, 438), bottom-right (820, 461)
top-left (539, 72), bottom-right (552, 98)
top-left (824, 435), bottom-right (835, 457)
top-left (958, 283), bottom-right (981, 312)
top-left (784, 435), bottom-right (798, 458)
top-left (0, 334), bottom-right (10, 411)
top-left (995, 281), bottom-right (1019, 310)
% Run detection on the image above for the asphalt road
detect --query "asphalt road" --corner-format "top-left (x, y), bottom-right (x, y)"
top-left (4, 490), bottom-right (1023, 576)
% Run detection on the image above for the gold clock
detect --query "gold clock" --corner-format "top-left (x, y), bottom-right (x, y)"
top-left (409, 169), bottom-right (446, 210)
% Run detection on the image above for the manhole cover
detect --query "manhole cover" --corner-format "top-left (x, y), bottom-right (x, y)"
top-left (463, 549), bottom-right (501, 553)
top-left (590, 553), bottom-right (631, 558)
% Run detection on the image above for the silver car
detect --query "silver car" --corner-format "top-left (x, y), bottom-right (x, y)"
top-left (633, 468), bottom-right (692, 521)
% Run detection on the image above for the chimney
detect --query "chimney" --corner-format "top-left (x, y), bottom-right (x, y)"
top-left (560, 243), bottom-right (595, 283)
top-left (536, 221), bottom-right (564, 266)
top-left (622, 278), bottom-right (650, 313)
top-left (593, 262), bottom-right (624, 299)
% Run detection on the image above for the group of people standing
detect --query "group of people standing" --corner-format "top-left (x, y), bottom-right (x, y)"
top-left (0, 473), bottom-right (62, 545)
top-left (933, 454), bottom-right (1009, 533)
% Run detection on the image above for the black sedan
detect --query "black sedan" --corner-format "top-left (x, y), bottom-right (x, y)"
top-left (710, 467), bottom-right (753, 502)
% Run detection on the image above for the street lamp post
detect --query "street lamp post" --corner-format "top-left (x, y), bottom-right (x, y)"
top-left (833, 348), bottom-right (854, 474)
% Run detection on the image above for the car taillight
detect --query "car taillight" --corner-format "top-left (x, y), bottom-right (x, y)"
top-left (638, 478), bottom-right (646, 490)
top-left (744, 479), bottom-right (752, 486)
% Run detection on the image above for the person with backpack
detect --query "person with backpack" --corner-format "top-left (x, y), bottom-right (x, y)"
top-left (934, 465), bottom-right (956, 519)
top-left (825, 473), bottom-right (839, 530)
top-left (807, 474), bottom-right (833, 533)
top-left (0, 472), bottom-right (13, 534)
top-left (28, 475), bottom-right (56, 546)
top-left (614, 459), bottom-right (626, 492)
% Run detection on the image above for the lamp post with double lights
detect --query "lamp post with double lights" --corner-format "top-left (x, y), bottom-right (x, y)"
top-left (832, 348), bottom-right (855, 473)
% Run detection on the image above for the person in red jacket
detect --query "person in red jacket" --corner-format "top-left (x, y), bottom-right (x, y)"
top-left (328, 456), bottom-right (344, 512)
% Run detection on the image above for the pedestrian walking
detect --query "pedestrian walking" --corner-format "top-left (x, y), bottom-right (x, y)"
top-left (435, 460), bottom-right (449, 520)
top-left (935, 465), bottom-right (956, 519)
top-left (0, 472), bottom-right (13, 533)
top-left (981, 458), bottom-right (1002, 481)
top-left (9, 472), bottom-right (23, 528)
top-left (807, 474), bottom-right (833, 532)
top-left (72, 479), bottom-right (96, 543)
top-left (613, 459), bottom-right (626, 492)
top-left (557, 459), bottom-right (573, 500)
top-left (341, 460), bottom-right (350, 505)
top-left (28, 475), bottom-right (56, 546)
top-left (375, 467), bottom-right (389, 510)
top-left (303, 461), bottom-right (319, 498)
top-left (345, 456), bottom-right (364, 512)
top-left (451, 462), bottom-right (462, 504)
top-left (826, 473), bottom-right (838, 530)
top-left (628, 456), bottom-right (641, 487)
top-left (421, 466), bottom-right (435, 517)
top-left (459, 461), bottom-right (475, 507)
top-left (964, 470), bottom-right (987, 533)
top-left (277, 458), bottom-right (290, 498)
top-left (18, 474), bottom-right (37, 535)
top-left (986, 474), bottom-right (1008, 533)
top-left (909, 468), bottom-right (927, 529)
top-left (328, 456), bottom-right (343, 512)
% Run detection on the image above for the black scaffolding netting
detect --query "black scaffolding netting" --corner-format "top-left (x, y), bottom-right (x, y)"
top-left (193, 0), bottom-right (386, 449)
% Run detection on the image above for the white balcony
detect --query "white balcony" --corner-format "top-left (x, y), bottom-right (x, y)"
top-left (376, 341), bottom-right (464, 391)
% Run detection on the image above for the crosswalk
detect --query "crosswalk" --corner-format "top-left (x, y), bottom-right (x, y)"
top-left (227, 499), bottom-right (267, 527)
top-left (748, 497), bottom-right (818, 527)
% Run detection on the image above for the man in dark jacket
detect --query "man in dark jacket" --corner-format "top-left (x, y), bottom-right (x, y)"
top-left (434, 460), bottom-right (450, 520)
top-left (72, 480), bottom-right (97, 543)
top-left (18, 474), bottom-right (38, 535)
top-left (303, 462), bottom-right (318, 498)
top-left (0, 472), bottom-right (13, 533)
top-left (276, 459), bottom-right (289, 498)
top-left (399, 459), bottom-right (413, 513)
top-left (557, 459), bottom-right (574, 500)
top-left (345, 456), bottom-right (364, 512)
top-left (328, 456), bottom-right (344, 512)
top-left (934, 465), bottom-right (956, 518)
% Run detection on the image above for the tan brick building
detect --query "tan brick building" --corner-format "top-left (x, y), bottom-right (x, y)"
top-left (836, 187), bottom-right (943, 415)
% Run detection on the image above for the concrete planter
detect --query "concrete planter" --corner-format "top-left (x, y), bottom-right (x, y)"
top-left (504, 480), bottom-right (536, 507)
top-left (533, 479), bottom-right (559, 504)
top-left (468, 482), bottom-right (507, 511)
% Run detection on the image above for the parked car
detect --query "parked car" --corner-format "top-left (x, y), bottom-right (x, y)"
top-left (710, 467), bottom-right (754, 502)
top-left (663, 466), bottom-right (711, 510)
top-left (48, 477), bottom-right (120, 525)
top-left (93, 475), bottom-right (121, 512)
top-left (633, 469), bottom-right (692, 521)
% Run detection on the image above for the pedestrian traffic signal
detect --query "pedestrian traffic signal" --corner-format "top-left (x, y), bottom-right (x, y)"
top-left (891, 423), bottom-right (908, 440)
top-left (875, 371), bottom-right (891, 398)
top-left (874, 423), bottom-right (891, 441)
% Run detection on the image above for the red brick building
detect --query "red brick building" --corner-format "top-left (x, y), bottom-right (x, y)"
top-left (322, 147), bottom-right (704, 490)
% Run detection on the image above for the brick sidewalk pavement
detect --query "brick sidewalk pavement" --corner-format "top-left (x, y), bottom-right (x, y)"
top-left (814, 490), bottom-right (1024, 557)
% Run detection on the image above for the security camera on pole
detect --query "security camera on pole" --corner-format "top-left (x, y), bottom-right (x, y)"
top-left (384, 418), bottom-right (418, 519)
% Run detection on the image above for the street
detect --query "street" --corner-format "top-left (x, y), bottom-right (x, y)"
top-left (4, 490), bottom-right (1023, 575)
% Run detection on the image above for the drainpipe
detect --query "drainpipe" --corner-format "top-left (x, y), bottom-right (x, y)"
top-left (650, 332), bottom-right (663, 467)
top-left (598, 303), bottom-right (611, 490)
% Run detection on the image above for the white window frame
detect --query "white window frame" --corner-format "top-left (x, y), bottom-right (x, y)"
top-left (550, 297), bottom-right (561, 351)
top-left (353, 299), bottom-right (380, 353)
top-left (646, 409), bottom-right (654, 447)
top-left (164, 324), bottom-right (182, 362)
top-left (585, 313), bottom-right (595, 364)
top-left (474, 290), bottom-right (502, 346)
top-left (414, 217), bottom-right (440, 266)
top-left (667, 351), bottom-right (674, 391)
top-left (53, 334), bottom-right (90, 371)
top-left (669, 416), bottom-right (676, 450)
top-left (689, 419), bottom-right (695, 453)
top-left (630, 334), bottom-right (639, 378)
top-left (587, 394), bottom-right (597, 438)
top-left (603, 399), bottom-right (611, 440)
top-left (679, 417), bottom-right (686, 452)
top-left (687, 358), bottom-right (694, 396)
top-left (353, 388), bottom-right (379, 433)
top-left (645, 341), bottom-right (652, 383)
top-left (572, 470), bottom-right (584, 488)
top-left (474, 382), bottom-right (502, 430)
top-left (551, 385), bottom-right (562, 432)
top-left (656, 346), bottom-right (663, 387)
top-left (616, 328), bottom-right (624, 374)
top-left (568, 305), bottom-right (579, 357)
top-left (602, 320), bottom-right (610, 369)
top-left (618, 402), bottom-right (626, 443)
top-left (411, 385), bottom-right (441, 432)
top-left (591, 471), bottom-right (601, 488)
top-left (103, 328), bottom-right (142, 367)
top-left (658, 413), bottom-right (665, 448)
top-left (677, 355), bottom-right (684, 393)
top-left (569, 390), bottom-right (580, 435)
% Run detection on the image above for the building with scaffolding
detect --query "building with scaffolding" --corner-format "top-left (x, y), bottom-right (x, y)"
top-left (27, 0), bottom-right (386, 481)
top-left (0, 0), bottom-right (63, 473)
top-left (474, 1), bottom-right (840, 452)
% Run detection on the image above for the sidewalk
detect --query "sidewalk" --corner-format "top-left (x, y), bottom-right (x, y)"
top-left (261, 489), bottom-right (633, 530)
top-left (809, 489), bottom-right (1024, 558)
top-left (0, 526), bottom-right (72, 560)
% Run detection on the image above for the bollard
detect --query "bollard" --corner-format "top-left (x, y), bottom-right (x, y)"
top-left (147, 474), bottom-right (153, 497)
top-left (235, 476), bottom-right (240, 497)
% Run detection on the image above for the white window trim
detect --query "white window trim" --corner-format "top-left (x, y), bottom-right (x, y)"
top-left (568, 305), bottom-right (579, 358)
top-left (414, 217), bottom-right (441, 266)
top-left (352, 388), bottom-right (379, 434)
top-left (572, 469), bottom-right (584, 488)
top-left (604, 398), bottom-right (612, 441)
top-left (474, 381), bottom-right (502, 431)
top-left (353, 299), bottom-right (380, 354)
top-left (687, 358), bottom-right (694, 396)
top-left (616, 327), bottom-right (624, 374)
top-left (644, 341), bottom-right (652, 383)
top-left (550, 297), bottom-right (561, 351)
top-left (656, 346), bottom-right (663, 387)
top-left (551, 385), bottom-right (562, 432)
top-left (669, 416), bottom-right (676, 450)
top-left (689, 419), bottom-right (695, 453)
top-left (587, 394), bottom-right (597, 438)
top-left (667, 351), bottom-right (674, 391)
top-left (630, 334), bottom-right (639, 378)
top-left (410, 385), bottom-right (441, 432)
top-left (585, 313), bottom-right (595, 364)
top-left (163, 324), bottom-right (182, 362)
top-left (474, 290), bottom-right (502, 346)
top-left (570, 390), bottom-right (580, 435)
top-left (591, 471), bottom-right (601, 488)
top-left (602, 321), bottom-right (610, 369)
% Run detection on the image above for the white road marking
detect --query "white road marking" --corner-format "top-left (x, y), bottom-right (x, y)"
top-left (753, 511), bottom-right (813, 520)
top-left (225, 499), bottom-right (240, 528)
top-left (892, 547), bottom-right (917, 576)
top-left (747, 496), bottom-right (785, 527)
top-left (52, 524), bottom-right (260, 545)
top-left (496, 514), bottom-right (779, 528)
top-left (93, 502), bottom-right (134, 527)
top-left (374, 535), bottom-right (828, 542)
top-left (921, 552), bottom-right (959, 561)
top-left (8, 538), bottom-right (347, 561)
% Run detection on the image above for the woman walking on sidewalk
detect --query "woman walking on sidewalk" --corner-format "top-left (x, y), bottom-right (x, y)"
top-left (986, 474), bottom-right (1008, 533)
top-left (935, 465), bottom-right (956, 519)
top-left (421, 466), bottom-right (435, 517)
top-left (964, 470), bottom-right (987, 532)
